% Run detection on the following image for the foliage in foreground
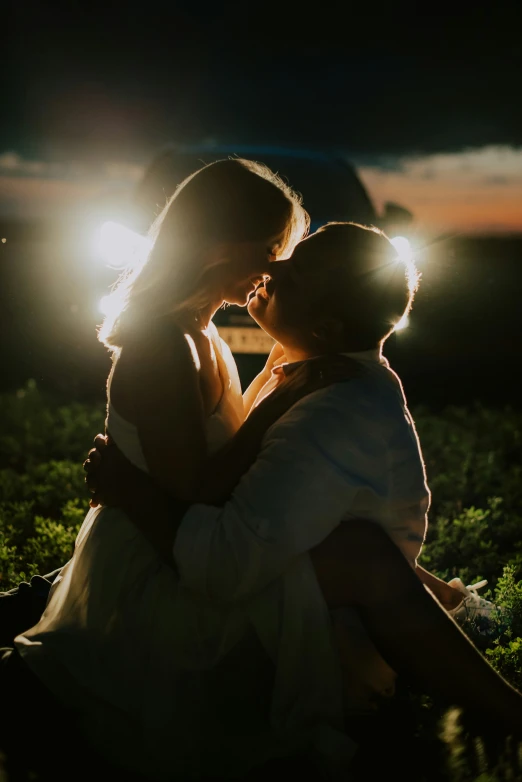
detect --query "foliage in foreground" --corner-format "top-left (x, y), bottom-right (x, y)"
top-left (0, 381), bottom-right (104, 586)
top-left (1, 382), bottom-right (522, 779)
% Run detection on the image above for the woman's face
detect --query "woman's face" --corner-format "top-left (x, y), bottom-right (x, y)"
top-left (219, 232), bottom-right (286, 307)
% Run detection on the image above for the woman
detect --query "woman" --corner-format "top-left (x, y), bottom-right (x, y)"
top-left (0, 158), bottom-right (309, 645)
top-left (97, 155), bottom-right (309, 503)
top-left (4, 158), bottom-right (355, 780)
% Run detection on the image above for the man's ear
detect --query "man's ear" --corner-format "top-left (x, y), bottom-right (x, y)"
top-left (311, 317), bottom-right (344, 344)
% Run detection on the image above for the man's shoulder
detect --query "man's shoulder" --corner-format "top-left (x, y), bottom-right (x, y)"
top-left (298, 362), bottom-right (402, 413)
top-left (265, 367), bottom-right (399, 442)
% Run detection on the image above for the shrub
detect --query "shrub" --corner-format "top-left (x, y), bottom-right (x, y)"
top-left (0, 379), bottom-right (105, 471)
top-left (0, 381), bottom-right (103, 588)
top-left (1, 382), bottom-right (522, 780)
top-left (416, 403), bottom-right (522, 588)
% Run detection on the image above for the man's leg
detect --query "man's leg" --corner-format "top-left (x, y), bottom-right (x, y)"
top-left (310, 520), bottom-right (522, 736)
top-left (0, 568), bottom-right (61, 646)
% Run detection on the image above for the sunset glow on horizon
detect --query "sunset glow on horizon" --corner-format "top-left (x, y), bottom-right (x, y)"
top-left (359, 145), bottom-right (522, 235)
top-left (1, 145), bottom-right (521, 236)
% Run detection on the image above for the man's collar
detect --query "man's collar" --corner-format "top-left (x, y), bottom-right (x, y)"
top-left (341, 347), bottom-right (388, 366)
top-left (272, 346), bottom-right (387, 377)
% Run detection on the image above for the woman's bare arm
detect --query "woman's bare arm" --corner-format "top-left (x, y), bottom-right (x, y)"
top-left (119, 322), bottom-right (207, 502)
top-left (125, 324), bottom-right (316, 505)
top-left (242, 367), bottom-right (272, 418)
top-left (242, 342), bottom-right (285, 416)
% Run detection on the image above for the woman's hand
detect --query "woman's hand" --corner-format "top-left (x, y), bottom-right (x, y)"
top-left (243, 342), bottom-right (287, 416)
top-left (264, 342), bottom-right (286, 373)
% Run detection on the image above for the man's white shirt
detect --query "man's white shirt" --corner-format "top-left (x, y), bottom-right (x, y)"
top-left (175, 348), bottom-right (430, 599)
top-left (17, 348), bottom-right (430, 779)
top-left (172, 348), bottom-right (430, 772)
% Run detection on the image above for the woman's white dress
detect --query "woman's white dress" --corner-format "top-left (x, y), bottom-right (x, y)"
top-left (16, 324), bottom-right (355, 780)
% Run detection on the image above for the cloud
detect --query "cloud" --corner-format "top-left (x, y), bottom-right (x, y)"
top-left (359, 146), bottom-right (522, 234)
top-left (1, 146), bottom-right (521, 234)
top-left (481, 175), bottom-right (509, 186)
top-left (104, 162), bottom-right (144, 181)
top-left (0, 151), bottom-right (144, 183)
top-left (0, 175), bottom-right (109, 219)
top-left (0, 152), bottom-right (145, 219)
top-left (398, 146), bottom-right (522, 180)
top-left (0, 152), bottom-right (23, 170)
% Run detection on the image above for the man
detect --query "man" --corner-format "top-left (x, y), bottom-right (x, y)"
top-left (5, 223), bottom-right (522, 780)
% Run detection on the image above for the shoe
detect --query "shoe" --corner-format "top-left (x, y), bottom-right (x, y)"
top-left (448, 578), bottom-right (505, 637)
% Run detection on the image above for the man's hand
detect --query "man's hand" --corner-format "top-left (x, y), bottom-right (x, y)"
top-left (83, 433), bottom-right (146, 509)
top-left (83, 434), bottom-right (186, 567)
top-left (84, 433), bottom-right (107, 506)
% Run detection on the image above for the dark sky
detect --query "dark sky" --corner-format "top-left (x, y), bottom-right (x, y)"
top-left (1, 2), bottom-right (521, 403)
top-left (3, 1), bottom-right (522, 163)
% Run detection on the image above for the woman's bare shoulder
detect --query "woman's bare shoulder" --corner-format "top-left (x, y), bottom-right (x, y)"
top-left (109, 318), bottom-right (200, 416)
top-left (113, 318), bottom-right (202, 380)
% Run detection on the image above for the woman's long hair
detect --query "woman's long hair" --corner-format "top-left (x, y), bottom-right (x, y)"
top-left (98, 158), bottom-right (309, 350)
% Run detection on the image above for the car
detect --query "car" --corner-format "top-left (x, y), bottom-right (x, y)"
top-left (134, 142), bottom-right (412, 234)
top-left (131, 143), bottom-right (413, 374)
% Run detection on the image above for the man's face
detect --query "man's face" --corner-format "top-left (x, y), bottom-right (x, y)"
top-left (247, 234), bottom-right (334, 346)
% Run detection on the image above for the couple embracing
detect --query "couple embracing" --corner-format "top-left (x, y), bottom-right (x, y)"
top-left (2, 158), bottom-right (522, 781)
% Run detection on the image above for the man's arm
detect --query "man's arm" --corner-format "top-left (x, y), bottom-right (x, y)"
top-left (86, 386), bottom-right (361, 582)
top-left (86, 359), bottom-right (360, 556)
top-left (173, 384), bottom-right (372, 602)
top-left (84, 437), bottom-right (186, 565)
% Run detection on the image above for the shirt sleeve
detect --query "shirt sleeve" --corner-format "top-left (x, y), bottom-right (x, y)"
top-left (173, 385), bottom-right (370, 603)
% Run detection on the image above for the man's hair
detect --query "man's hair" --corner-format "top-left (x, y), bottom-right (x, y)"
top-left (308, 221), bottom-right (421, 345)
